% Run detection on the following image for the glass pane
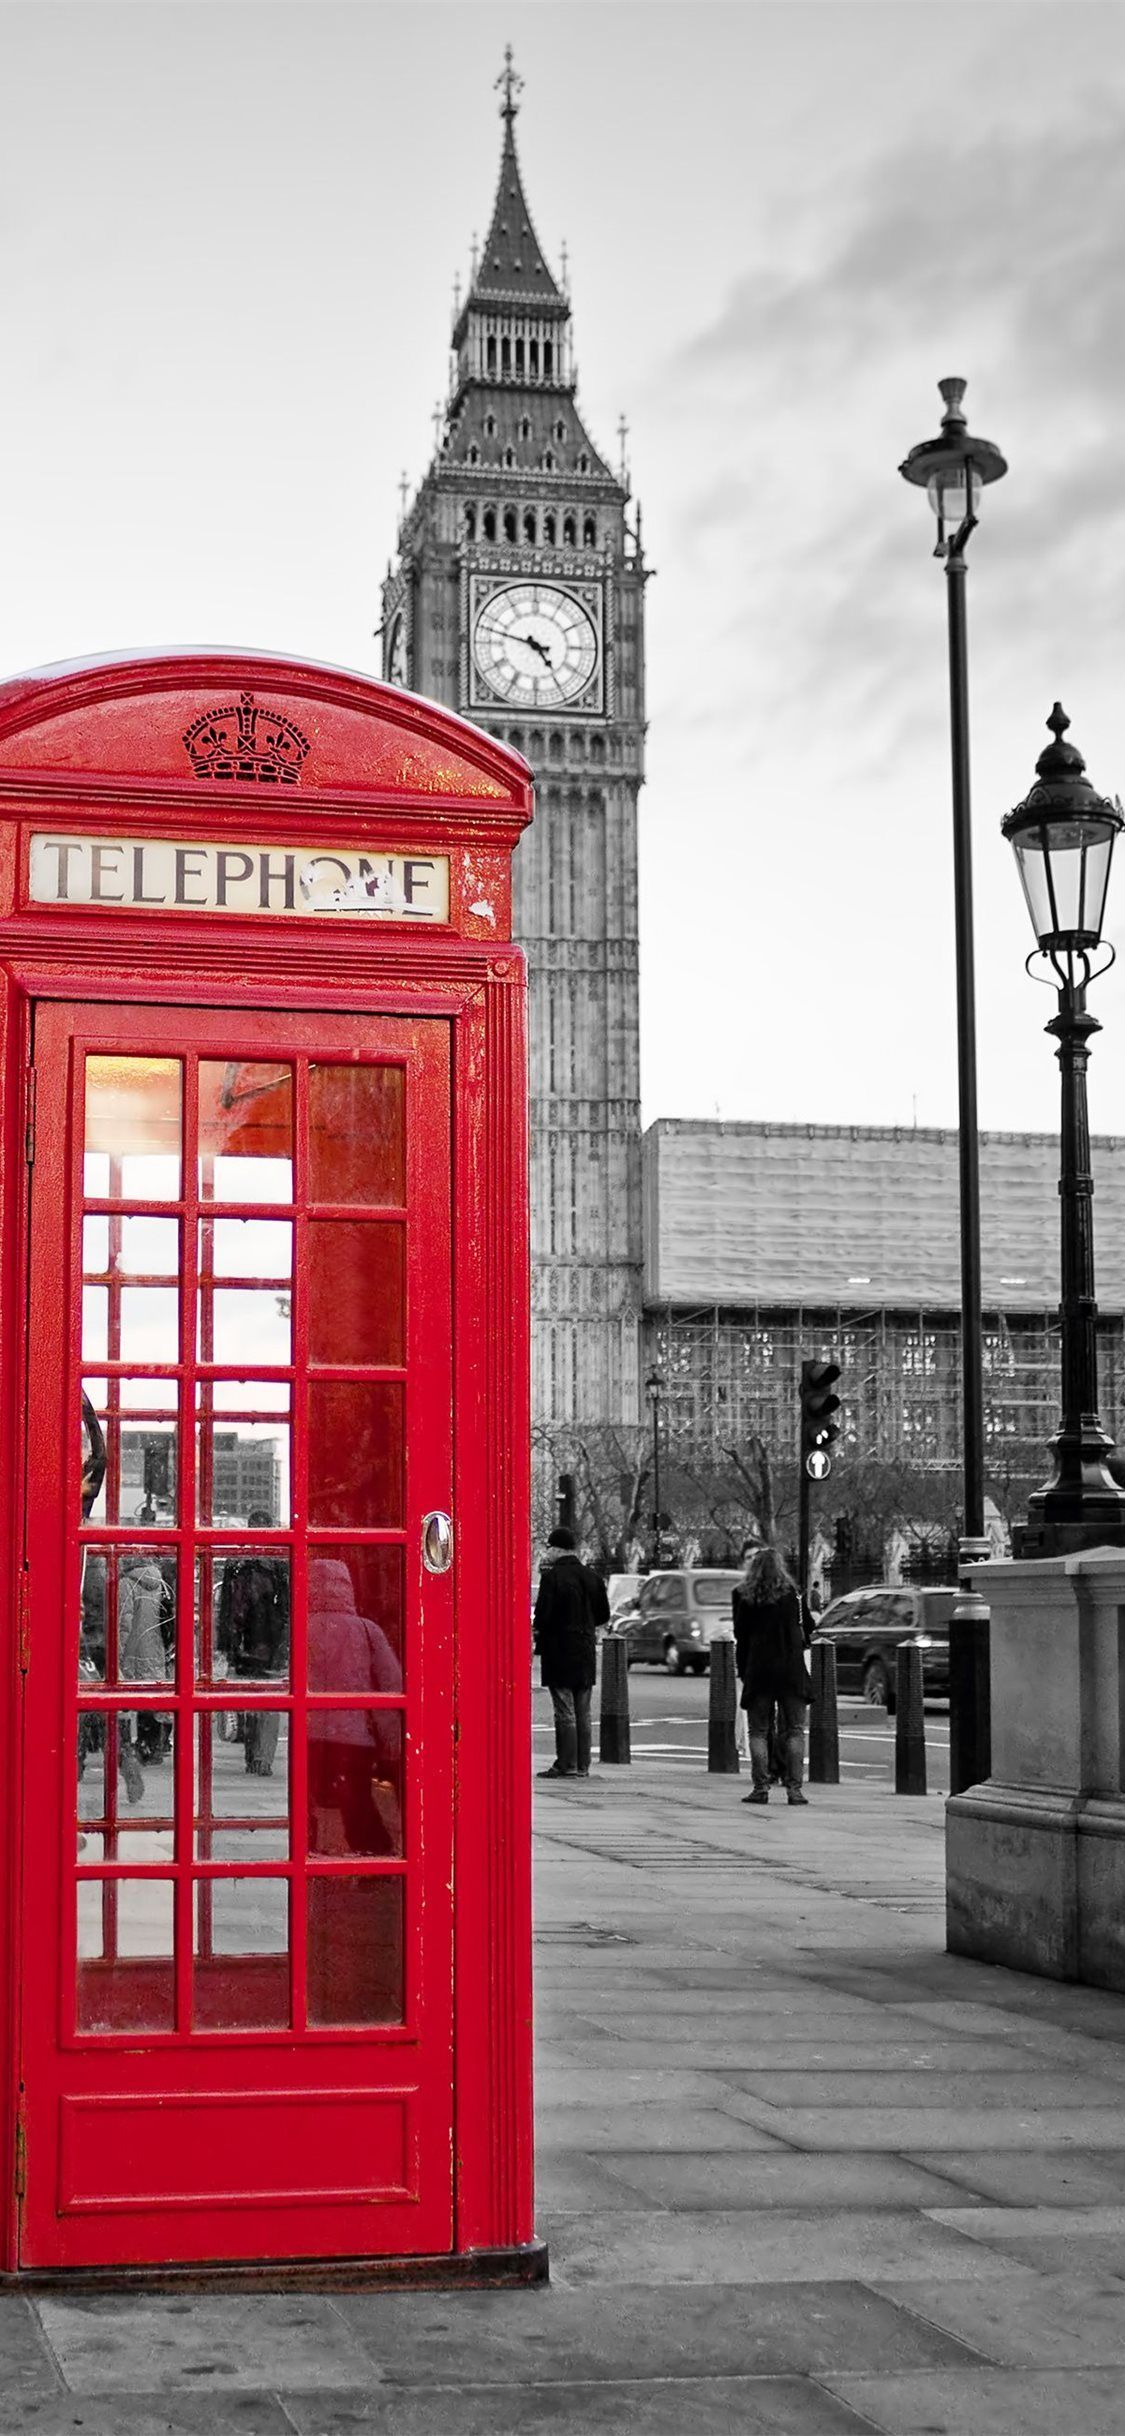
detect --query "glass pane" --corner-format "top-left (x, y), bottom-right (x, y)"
top-left (77, 1879), bottom-right (175, 2033)
top-left (77, 1711), bottom-right (176, 1861)
top-left (200, 1288), bottom-right (290, 1367)
top-left (81, 1386), bottom-right (178, 1526)
top-left (307, 1383), bottom-right (404, 1528)
top-left (307, 1548), bottom-right (404, 1688)
top-left (308, 1714), bottom-right (403, 1857)
top-left (194, 1879), bottom-right (290, 2029)
top-left (308, 1223), bottom-right (404, 1367)
top-left (307, 1876), bottom-right (404, 2026)
top-left (308, 1065), bottom-right (405, 1206)
top-left (120, 1287), bottom-right (180, 1365)
top-left (204, 1219), bottom-right (292, 1280)
top-left (84, 1216), bottom-right (180, 1288)
top-left (81, 1549), bottom-right (177, 1688)
top-left (195, 1413), bottom-right (290, 1526)
top-left (211, 1546), bottom-right (291, 1684)
top-left (198, 1062), bottom-right (293, 1204)
top-left (195, 1713), bottom-right (289, 1859)
top-left (84, 1057), bottom-right (182, 1202)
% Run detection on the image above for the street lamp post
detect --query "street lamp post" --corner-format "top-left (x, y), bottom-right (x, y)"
top-left (646, 1368), bottom-right (664, 1568)
top-left (900, 378), bottom-right (1007, 1794)
top-left (1002, 706), bottom-right (1125, 1555)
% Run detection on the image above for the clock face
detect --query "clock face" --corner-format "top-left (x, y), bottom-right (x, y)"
top-left (387, 614), bottom-right (407, 687)
top-left (472, 583), bottom-right (599, 708)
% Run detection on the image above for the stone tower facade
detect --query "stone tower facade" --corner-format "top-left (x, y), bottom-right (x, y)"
top-left (382, 57), bottom-right (645, 1439)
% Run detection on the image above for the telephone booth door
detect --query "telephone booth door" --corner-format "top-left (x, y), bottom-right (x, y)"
top-left (19, 997), bottom-right (454, 2270)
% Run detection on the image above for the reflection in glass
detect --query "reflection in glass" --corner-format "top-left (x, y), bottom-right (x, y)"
top-left (80, 1550), bottom-right (177, 1689)
top-left (195, 1714), bottom-right (289, 1858)
top-left (84, 1056), bottom-right (182, 1202)
top-left (308, 1065), bottom-right (405, 1206)
top-left (307, 1383), bottom-right (404, 1528)
top-left (198, 1546), bottom-right (291, 1687)
top-left (198, 1062), bottom-right (293, 1204)
top-left (307, 1876), bottom-right (404, 2026)
top-left (77, 1879), bottom-right (175, 2033)
top-left (194, 1878), bottom-right (289, 2029)
top-left (308, 1712), bottom-right (402, 1857)
top-left (77, 1709), bottom-right (176, 1860)
top-left (195, 1418), bottom-right (290, 1526)
top-left (308, 1222), bottom-right (404, 1367)
top-left (202, 1288), bottom-right (291, 1368)
top-left (307, 1547), bottom-right (404, 1685)
top-left (81, 1386), bottom-right (178, 1525)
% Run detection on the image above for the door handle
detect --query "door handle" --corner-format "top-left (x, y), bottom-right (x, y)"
top-left (422, 1511), bottom-right (453, 1574)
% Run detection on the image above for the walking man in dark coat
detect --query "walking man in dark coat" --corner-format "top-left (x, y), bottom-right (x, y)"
top-left (533, 1526), bottom-right (609, 1779)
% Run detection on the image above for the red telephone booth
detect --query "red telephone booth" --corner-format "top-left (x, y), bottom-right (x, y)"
top-left (0, 652), bottom-right (540, 2285)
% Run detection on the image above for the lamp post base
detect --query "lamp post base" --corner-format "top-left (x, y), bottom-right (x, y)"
top-left (946, 1548), bottom-right (1125, 1989)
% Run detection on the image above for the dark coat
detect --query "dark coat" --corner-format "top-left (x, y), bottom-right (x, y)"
top-left (733, 1584), bottom-right (810, 1707)
top-left (534, 1553), bottom-right (609, 1691)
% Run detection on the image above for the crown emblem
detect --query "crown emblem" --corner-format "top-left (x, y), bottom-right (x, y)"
top-left (182, 692), bottom-right (310, 785)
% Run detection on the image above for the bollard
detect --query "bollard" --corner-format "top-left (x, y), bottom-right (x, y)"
top-left (895, 1642), bottom-right (927, 1795)
top-left (599, 1633), bottom-right (631, 1764)
top-left (808, 1641), bottom-right (840, 1784)
top-left (707, 1636), bottom-right (740, 1773)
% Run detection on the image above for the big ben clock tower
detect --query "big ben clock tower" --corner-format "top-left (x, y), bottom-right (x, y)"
top-left (382, 51), bottom-right (645, 1448)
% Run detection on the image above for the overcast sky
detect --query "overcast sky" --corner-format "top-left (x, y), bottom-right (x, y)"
top-left (5, 0), bottom-right (1125, 1140)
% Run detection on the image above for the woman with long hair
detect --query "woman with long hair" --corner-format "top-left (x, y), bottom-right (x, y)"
top-left (732, 1542), bottom-right (811, 1806)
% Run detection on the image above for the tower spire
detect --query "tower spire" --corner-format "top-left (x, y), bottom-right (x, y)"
top-left (495, 42), bottom-right (523, 123)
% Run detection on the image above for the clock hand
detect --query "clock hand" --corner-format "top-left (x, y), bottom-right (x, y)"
top-left (517, 631), bottom-right (553, 665)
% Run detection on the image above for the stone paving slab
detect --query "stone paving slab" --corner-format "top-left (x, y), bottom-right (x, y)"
top-left (543, 2205), bottom-right (1002, 2287)
top-left (597, 2151), bottom-right (977, 2212)
top-left (866, 2268), bottom-right (1125, 2366)
top-left (908, 2146), bottom-right (1125, 2206)
top-left (35, 2295), bottom-right (376, 2391)
top-left (334, 2277), bottom-right (984, 2383)
top-left (727, 2066), bottom-right (1125, 2107)
top-left (719, 2096), bottom-right (1125, 2149)
top-left (536, 2033), bottom-right (1079, 2073)
top-left (824, 2365), bottom-right (1125, 2433)
top-left (534, 2103), bottom-right (786, 2152)
top-left (280, 2374), bottom-right (882, 2434)
top-left (0, 2402), bottom-right (292, 2436)
top-left (0, 2299), bottom-right (60, 2394)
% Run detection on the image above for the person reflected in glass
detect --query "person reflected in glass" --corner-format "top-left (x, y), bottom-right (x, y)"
top-left (79, 1393), bottom-right (143, 1808)
top-left (733, 1544), bottom-right (811, 1807)
top-left (119, 1552), bottom-right (173, 1767)
top-left (307, 1556), bottom-right (401, 1855)
top-left (216, 1510), bottom-right (290, 1776)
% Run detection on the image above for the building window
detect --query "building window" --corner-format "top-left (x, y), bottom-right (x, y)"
top-left (464, 505), bottom-right (477, 539)
top-left (543, 451), bottom-right (555, 473)
top-left (503, 505), bottom-right (517, 542)
top-left (523, 508), bottom-right (536, 543)
top-left (486, 337), bottom-right (496, 376)
top-left (549, 731), bottom-right (564, 762)
top-left (504, 447), bottom-right (515, 469)
top-left (583, 515), bottom-right (596, 546)
top-left (544, 509), bottom-right (557, 542)
top-left (520, 417), bottom-right (531, 441)
top-left (515, 338), bottom-right (524, 375)
top-left (483, 507), bottom-right (497, 541)
top-left (554, 419), bottom-right (566, 442)
top-left (467, 444), bottom-right (480, 466)
top-left (484, 413), bottom-right (497, 438)
top-left (578, 453), bottom-right (589, 474)
top-left (563, 514), bottom-right (576, 545)
top-left (529, 339), bottom-right (539, 375)
top-left (589, 733), bottom-right (605, 764)
top-left (501, 337), bottom-right (511, 375)
top-left (544, 340), bottom-right (553, 376)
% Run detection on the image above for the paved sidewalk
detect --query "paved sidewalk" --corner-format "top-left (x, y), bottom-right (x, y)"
top-left (4, 1766), bottom-right (1125, 2430)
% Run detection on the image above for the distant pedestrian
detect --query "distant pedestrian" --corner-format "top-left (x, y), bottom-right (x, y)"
top-left (534, 1527), bottom-right (609, 1780)
top-left (733, 1544), bottom-right (811, 1807)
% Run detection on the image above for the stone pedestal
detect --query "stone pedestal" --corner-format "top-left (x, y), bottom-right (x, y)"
top-left (946, 1548), bottom-right (1125, 1988)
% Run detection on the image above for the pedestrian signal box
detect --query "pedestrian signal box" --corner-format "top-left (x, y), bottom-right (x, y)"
top-left (0, 652), bottom-right (540, 2288)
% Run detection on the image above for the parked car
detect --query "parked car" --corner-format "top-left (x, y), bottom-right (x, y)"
top-left (812, 1585), bottom-right (955, 1712)
top-left (608, 1569), bottom-right (742, 1674)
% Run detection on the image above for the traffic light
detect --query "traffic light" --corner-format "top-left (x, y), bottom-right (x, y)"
top-left (556, 1471), bottom-right (577, 1534)
top-left (800, 1358), bottom-right (841, 1461)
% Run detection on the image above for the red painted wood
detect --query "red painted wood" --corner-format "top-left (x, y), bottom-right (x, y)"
top-left (0, 654), bottom-right (533, 2277)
